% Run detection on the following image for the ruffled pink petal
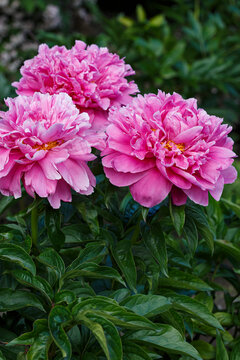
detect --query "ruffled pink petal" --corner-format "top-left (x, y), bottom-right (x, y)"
top-left (130, 168), bottom-right (172, 207)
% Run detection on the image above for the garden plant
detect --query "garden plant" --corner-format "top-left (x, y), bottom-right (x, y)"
top-left (0, 2), bottom-right (240, 360)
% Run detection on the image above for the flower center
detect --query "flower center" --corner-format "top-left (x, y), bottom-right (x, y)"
top-left (162, 140), bottom-right (185, 152)
top-left (32, 140), bottom-right (64, 151)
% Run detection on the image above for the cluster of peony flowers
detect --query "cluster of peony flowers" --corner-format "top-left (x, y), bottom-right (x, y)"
top-left (0, 41), bottom-right (237, 208)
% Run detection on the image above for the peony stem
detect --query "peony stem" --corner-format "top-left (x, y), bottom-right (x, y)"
top-left (31, 204), bottom-right (38, 247)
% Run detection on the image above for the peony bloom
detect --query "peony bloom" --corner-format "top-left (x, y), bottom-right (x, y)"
top-left (12, 41), bottom-right (138, 142)
top-left (102, 91), bottom-right (237, 207)
top-left (0, 92), bottom-right (96, 208)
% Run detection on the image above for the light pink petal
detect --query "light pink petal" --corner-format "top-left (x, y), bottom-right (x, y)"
top-left (210, 175), bottom-right (224, 201)
top-left (104, 167), bottom-right (147, 187)
top-left (130, 168), bottom-right (172, 207)
top-left (48, 180), bottom-right (72, 209)
top-left (57, 158), bottom-right (90, 192)
top-left (221, 166), bottom-right (237, 184)
top-left (184, 186), bottom-right (209, 206)
top-left (173, 126), bottom-right (203, 143)
top-left (171, 187), bottom-right (187, 206)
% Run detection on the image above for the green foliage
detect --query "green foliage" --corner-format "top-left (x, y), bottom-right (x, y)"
top-left (0, 163), bottom-right (239, 358)
top-left (0, 1), bottom-right (240, 358)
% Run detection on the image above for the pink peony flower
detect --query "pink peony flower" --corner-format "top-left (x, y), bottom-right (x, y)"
top-left (0, 92), bottom-right (97, 208)
top-left (12, 41), bottom-right (138, 143)
top-left (102, 91), bottom-right (237, 207)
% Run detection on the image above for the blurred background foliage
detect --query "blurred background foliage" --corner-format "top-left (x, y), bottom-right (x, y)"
top-left (0, 0), bottom-right (240, 153)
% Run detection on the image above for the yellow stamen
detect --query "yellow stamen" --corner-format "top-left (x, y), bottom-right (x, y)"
top-left (162, 140), bottom-right (185, 152)
top-left (26, 140), bottom-right (64, 151)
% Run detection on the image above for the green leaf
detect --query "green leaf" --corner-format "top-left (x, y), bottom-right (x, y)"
top-left (191, 340), bottom-right (215, 359)
top-left (111, 240), bottom-right (137, 292)
top-left (166, 292), bottom-right (223, 329)
top-left (183, 217), bottom-right (198, 255)
top-left (215, 240), bottom-right (240, 261)
top-left (78, 313), bottom-right (122, 360)
top-left (62, 263), bottom-right (125, 286)
top-left (216, 330), bottom-right (229, 360)
top-left (125, 326), bottom-right (201, 360)
top-left (0, 243), bottom-right (36, 275)
top-left (0, 350), bottom-right (6, 360)
top-left (159, 269), bottom-right (213, 291)
top-left (143, 223), bottom-right (168, 276)
top-left (123, 341), bottom-right (152, 360)
top-left (76, 203), bottom-right (99, 235)
top-left (11, 269), bottom-right (53, 302)
top-left (136, 4), bottom-right (146, 22)
top-left (8, 319), bottom-right (52, 360)
top-left (0, 289), bottom-right (45, 312)
top-left (214, 312), bottom-right (233, 326)
top-left (170, 201), bottom-right (185, 236)
top-left (67, 243), bottom-right (107, 271)
top-left (221, 198), bottom-right (240, 218)
top-left (72, 297), bottom-right (157, 330)
top-left (160, 310), bottom-right (185, 338)
top-left (186, 203), bottom-right (214, 252)
top-left (37, 248), bottom-right (65, 278)
top-left (49, 305), bottom-right (72, 360)
top-left (0, 196), bottom-right (15, 215)
top-left (45, 208), bottom-right (65, 251)
top-left (230, 339), bottom-right (240, 360)
top-left (149, 14), bottom-right (165, 27)
top-left (55, 290), bottom-right (76, 304)
top-left (120, 294), bottom-right (171, 317)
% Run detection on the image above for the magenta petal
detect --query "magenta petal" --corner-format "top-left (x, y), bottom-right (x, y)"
top-left (104, 167), bottom-right (147, 187)
top-left (184, 186), bottom-right (209, 206)
top-left (221, 166), bottom-right (237, 184)
top-left (171, 187), bottom-right (187, 206)
top-left (130, 168), bottom-right (172, 207)
top-left (173, 126), bottom-right (203, 143)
